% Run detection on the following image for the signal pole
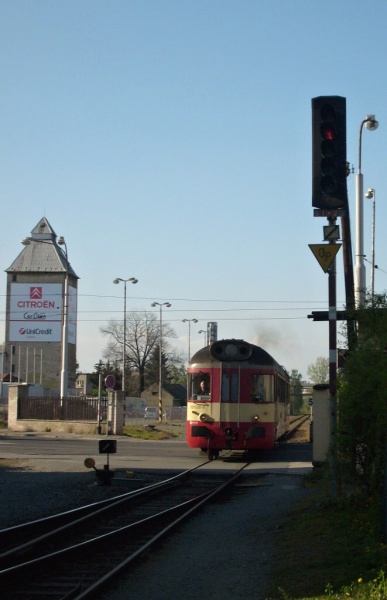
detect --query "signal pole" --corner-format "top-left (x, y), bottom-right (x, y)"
top-left (328, 220), bottom-right (338, 497)
top-left (311, 96), bottom-right (348, 497)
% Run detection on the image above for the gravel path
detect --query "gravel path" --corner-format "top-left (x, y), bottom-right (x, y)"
top-left (0, 459), bottom-right (129, 528)
top-left (97, 472), bottom-right (307, 600)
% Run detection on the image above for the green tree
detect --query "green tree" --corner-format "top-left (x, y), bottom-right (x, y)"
top-left (145, 344), bottom-right (186, 387)
top-left (307, 356), bottom-right (329, 384)
top-left (88, 360), bottom-right (122, 395)
top-left (289, 369), bottom-right (303, 415)
top-left (338, 293), bottom-right (387, 494)
top-left (168, 361), bottom-right (187, 387)
top-left (144, 344), bottom-right (168, 387)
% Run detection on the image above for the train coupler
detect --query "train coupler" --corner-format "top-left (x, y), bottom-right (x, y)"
top-left (225, 428), bottom-right (233, 450)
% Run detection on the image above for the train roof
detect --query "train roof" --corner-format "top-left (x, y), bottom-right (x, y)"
top-left (189, 339), bottom-right (288, 375)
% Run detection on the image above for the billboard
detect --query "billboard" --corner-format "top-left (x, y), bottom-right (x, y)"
top-left (9, 283), bottom-right (77, 343)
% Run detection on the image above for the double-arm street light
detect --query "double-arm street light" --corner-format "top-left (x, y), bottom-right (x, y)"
top-left (182, 319), bottom-right (198, 363)
top-left (198, 329), bottom-right (206, 346)
top-left (355, 115), bottom-right (378, 307)
top-left (113, 277), bottom-right (138, 394)
top-left (151, 302), bottom-right (171, 422)
top-left (365, 188), bottom-right (376, 304)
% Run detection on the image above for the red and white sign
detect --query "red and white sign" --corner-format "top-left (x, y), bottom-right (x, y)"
top-left (30, 287), bottom-right (43, 299)
top-left (9, 283), bottom-right (77, 343)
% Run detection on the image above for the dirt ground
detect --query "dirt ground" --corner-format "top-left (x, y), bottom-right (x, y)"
top-left (287, 417), bottom-right (312, 443)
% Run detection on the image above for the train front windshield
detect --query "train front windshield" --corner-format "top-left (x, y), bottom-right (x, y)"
top-left (189, 371), bottom-right (277, 403)
top-left (189, 373), bottom-right (211, 399)
top-left (219, 369), bottom-right (273, 403)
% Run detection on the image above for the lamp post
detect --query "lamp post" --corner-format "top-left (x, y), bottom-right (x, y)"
top-left (182, 319), bottom-right (198, 363)
top-left (151, 302), bottom-right (171, 422)
top-left (365, 188), bottom-right (376, 304)
top-left (113, 277), bottom-right (138, 393)
top-left (21, 235), bottom-right (70, 403)
top-left (57, 237), bottom-right (69, 403)
top-left (355, 115), bottom-right (378, 307)
top-left (198, 329), bottom-right (206, 346)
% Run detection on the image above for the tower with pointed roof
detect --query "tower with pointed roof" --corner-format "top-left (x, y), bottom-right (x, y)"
top-left (3, 218), bottom-right (79, 394)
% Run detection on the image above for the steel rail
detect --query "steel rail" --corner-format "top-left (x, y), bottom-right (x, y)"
top-left (74, 462), bottom-right (250, 600)
top-left (0, 457), bottom-right (216, 559)
top-left (0, 457), bottom-right (245, 599)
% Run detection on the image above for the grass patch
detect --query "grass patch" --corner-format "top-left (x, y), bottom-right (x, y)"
top-left (123, 424), bottom-right (182, 441)
top-left (267, 469), bottom-right (387, 599)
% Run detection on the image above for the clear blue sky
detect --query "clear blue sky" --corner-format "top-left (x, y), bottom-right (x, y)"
top-left (1, 0), bottom-right (386, 379)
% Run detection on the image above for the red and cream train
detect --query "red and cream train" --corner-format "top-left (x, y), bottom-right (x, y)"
top-left (186, 339), bottom-right (290, 459)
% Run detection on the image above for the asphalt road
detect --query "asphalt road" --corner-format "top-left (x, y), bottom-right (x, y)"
top-left (0, 430), bottom-right (313, 475)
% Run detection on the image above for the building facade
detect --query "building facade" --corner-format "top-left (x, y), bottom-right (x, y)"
top-left (3, 217), bottom-right (79, 394)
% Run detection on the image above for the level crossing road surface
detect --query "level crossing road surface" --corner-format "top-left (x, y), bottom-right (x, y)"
top-left (0, 430), bottom-right (312, 475)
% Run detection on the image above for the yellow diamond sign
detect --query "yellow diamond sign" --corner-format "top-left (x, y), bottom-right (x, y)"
top-left (309, 243), bottom-right (341, 273)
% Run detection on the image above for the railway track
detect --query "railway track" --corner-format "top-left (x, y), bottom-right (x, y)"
top-left (284, 414), bottom-right (311, 440)
top-left (0, 458), bottom-right (249, 600)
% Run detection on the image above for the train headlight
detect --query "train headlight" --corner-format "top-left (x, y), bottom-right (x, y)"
top-left (253, 415), bottom-right (260, 422)
top-left (199, 413), bottom-right (214, 423)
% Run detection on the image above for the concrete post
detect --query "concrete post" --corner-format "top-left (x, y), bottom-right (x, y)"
top-left (312, 383), bottom-right (330, 467)
top-left (107, 390), bottom-right (125, 435)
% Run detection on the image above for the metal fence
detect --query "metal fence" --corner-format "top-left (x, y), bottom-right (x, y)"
top-left (16, 396), bottom-right (186, 423)
top-left (168, 406), bottom-right (187, 421)
top-left (17, 396), bottom-right (103, 421)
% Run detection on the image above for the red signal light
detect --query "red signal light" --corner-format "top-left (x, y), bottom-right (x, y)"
top-left (321, 124), bottom-right (335, 140)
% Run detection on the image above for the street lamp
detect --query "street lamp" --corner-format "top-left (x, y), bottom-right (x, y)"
top-left (151, 302), bottom-right (171, 422)
top-left (182, 319), bottom-right (198, 363)
top-left (365, 188), bottom-right (376, 304)
top-left (21, 235), bottom-right (70, 403)
top-left (198, 329), bottom-right (206, 346)
top-left (113, 277), bottom-right (138, 393)
top-left (355, 115), bottom-right (378, 307)
top-left (57, 237), bottom-right (69, 403)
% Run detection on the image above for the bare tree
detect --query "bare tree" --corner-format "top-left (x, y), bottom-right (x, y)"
top-left (100, 311), bottom-right (176, 394)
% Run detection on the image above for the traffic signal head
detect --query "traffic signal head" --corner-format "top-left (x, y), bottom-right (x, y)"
top-left (312, 96), bottom-right (347, 210)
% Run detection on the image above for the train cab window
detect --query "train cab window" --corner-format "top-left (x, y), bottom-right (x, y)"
top-left (190, 374), bottom-right (211, 399)
top-left (250, 374), bottom-right (273, 403)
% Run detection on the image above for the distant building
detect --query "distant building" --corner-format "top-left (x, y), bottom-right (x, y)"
top-left (141, 383), bottom-right (187, 408)
top-left (75, 373), bottom-right (93, 396)
top-left (3, 217), bottom-right (79, 394)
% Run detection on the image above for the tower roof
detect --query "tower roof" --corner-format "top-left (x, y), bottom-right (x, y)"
top-left (6, 217), bottom-right (79, 278)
